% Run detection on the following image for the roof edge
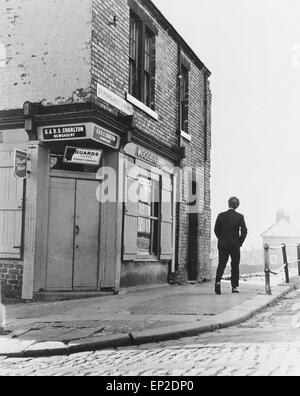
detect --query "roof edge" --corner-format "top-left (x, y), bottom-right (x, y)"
top-left (143, 0), bottom-right (211, 76)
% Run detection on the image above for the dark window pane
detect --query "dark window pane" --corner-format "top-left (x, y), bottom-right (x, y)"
top-left (181, 66), bottom-right (189, 132)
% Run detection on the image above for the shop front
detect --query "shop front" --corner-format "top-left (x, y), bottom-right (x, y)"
top-left (17, 121), bottom-right (124, 300)
top-left (120, 143), bottom-right (176, 288)
top-left (1, 120), bottom-right (179, 300)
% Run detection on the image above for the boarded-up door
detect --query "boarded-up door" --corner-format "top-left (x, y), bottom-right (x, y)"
top-left (73, 180), bottom-right (100, 290)
top-left (46, 178), bottom-right (75, 290)
top-left (46, 177), bottom-right (100, 291)
top-left (0, 147), bottom-right (24, 259)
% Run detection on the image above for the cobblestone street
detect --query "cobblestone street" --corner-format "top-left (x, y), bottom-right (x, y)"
top-left (1, 288), bottom-right (300, 376)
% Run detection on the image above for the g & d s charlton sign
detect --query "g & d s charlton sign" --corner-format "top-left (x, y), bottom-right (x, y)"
top-left (92, 126), bottom-right (121, 150)
top-left (14, 149), bottom-right (27, 180)
top-left (43, 125), bottom-right (86, 140)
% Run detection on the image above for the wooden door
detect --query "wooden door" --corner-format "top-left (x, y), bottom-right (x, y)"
top-left (73, 180), bottom-right (100, 290)
top-left (46, 178), bottom-right (75, 290)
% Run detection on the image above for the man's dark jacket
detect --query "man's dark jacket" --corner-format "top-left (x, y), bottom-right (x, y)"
top-left (214, 209), bottom-right (248, 250)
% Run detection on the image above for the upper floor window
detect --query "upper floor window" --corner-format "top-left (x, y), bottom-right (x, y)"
top-left (180, 65), bottom-right (189, 133)
top-left (129, 11), bottom-right (155, 109)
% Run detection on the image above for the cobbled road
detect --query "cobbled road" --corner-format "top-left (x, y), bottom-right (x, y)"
top-left (1, 288), bottom-right (300, 376)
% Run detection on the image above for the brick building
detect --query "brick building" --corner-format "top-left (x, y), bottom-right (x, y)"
top-left (0, 0), bottom-right (212, 300)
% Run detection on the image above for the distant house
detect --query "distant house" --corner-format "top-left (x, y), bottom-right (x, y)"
top-left (261, 210), bottom-right (300, 269)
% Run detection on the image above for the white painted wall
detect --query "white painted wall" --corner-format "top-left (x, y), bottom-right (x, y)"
top-left (0, 0), bottom-right (92, 110)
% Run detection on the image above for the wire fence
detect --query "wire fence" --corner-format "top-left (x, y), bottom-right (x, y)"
top-left (264, 243), bottom-right (300, 295)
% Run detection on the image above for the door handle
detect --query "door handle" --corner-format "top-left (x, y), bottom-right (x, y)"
top-left (75, 225), bottom-right (80, 236)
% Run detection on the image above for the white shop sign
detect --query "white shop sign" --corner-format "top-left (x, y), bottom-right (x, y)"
top-left (63, 146), bottom-right (103, 166)
top-left (97, 83), bottom-right (133, 116)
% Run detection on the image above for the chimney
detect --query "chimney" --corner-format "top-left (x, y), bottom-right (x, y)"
top-left (276, 209), bottom-right (290, 223)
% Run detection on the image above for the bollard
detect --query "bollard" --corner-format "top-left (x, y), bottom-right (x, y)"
top-left (298, 244), bottom-right (300, 277)
top-left (282, 244), bottom-right (290, 284)
top-left (264, 244), bottom-right (272, 295)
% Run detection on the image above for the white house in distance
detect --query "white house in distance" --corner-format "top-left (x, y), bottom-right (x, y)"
top-left (261, 210), bottom-right (300, 269)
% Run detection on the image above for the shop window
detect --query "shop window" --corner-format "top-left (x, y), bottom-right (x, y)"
top-left (137, 176), bottom-right (160, 256)
top-left (129, 11), bottom-right (155, 109)
top-left (123, 158), bottom-right (174, 262)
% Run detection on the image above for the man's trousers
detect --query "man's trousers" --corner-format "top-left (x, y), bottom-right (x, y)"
top-left (216, 245), bottom-right (241, 288)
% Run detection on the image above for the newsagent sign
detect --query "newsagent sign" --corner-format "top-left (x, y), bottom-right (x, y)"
top-left (64, 146), bottom-right (103, 166)
top-left (42, 125), bottom-right (86, 140)
top-left (14, 149), bottom-right (27, 180)
top-left (92, 126), bottom-right (121, 150)
top-left (38, 123), bottom-right (121, 150)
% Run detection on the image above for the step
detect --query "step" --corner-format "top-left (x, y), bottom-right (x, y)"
top-left (34, 291), bottom-right (114, 303)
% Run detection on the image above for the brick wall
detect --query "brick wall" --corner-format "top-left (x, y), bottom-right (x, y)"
top-left (1, 0), bottom-right (212, 291)
top-left (0, 260), bottom-right (23, 299)
top-left (91, 0), bottom-right (178, 148)
top-left (92, 0), bottom-right (212, 284)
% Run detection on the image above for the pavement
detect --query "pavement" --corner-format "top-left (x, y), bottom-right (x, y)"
top-left (0, 276), bottom-right (300, 358)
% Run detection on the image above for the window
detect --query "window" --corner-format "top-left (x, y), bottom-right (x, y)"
top-left (137, 175), bottom-right (160, 256)
top-left (129, 11), bottom-right (155, 109)
top-left (123, 156), bottom-right (173, 262)
top-left (180, 65), bottom-right (189, 133)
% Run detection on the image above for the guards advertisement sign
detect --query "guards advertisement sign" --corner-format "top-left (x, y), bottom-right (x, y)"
top-left (63, 146), bottom-right (103, 166)
top-left (92, 126), bottom-right (121, 150)
top-left (43, 125), bottom-right (86, 140)
top-left (14, 149), bottom-right (27, 180)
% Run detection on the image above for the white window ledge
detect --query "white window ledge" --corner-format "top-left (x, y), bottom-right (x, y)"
top-left (126, 93), bottom-right (159, 121)
top-left (181, 130), bottom-right (192, 142)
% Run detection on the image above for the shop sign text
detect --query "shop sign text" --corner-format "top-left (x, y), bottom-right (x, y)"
top-left (93, 126), bottom-right (121, 150)
top-left (43, 125), bottom-right (86, 140)
top-left (64, 146), bottom-right (103, 166)
top-left (136, 147), bottom-right (159, 166)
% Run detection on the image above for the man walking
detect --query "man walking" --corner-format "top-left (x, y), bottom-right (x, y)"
top-left (214, 197), bottom-right (248, 295)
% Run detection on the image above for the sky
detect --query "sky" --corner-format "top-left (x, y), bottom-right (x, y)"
top-left (153, 0), bottom-right (300, 249)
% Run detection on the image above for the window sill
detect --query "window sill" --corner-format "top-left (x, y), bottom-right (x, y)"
top-left (181, 130), bottom-right (192, 142)
top-left (126, 93), bottom-right (159, 121)
top-left (135, 255), bottom-right (160, 262)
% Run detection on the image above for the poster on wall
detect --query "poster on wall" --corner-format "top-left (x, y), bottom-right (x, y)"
top-left (13, 149), bottom-right (27, 180)
top-left (63, 146), bottom-right (103, 166)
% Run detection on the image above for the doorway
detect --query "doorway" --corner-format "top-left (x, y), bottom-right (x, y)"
top-left (187, 212), bottom-right (198, 281)
top-left (45, 177), bottom-right (100, 291)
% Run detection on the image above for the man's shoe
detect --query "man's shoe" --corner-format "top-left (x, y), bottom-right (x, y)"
top-left (232, 288), bottom-right (240, 294)
top-left (215, 283), bottom-right (221, 295)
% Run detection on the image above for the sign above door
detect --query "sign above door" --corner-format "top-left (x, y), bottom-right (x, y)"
top-left (37, 123), bottom-right (121, 150)
top-left (43, 125), bottom-right (86, 141)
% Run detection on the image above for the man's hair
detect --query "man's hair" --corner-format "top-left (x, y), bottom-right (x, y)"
top-left (228, 197), bottom-right (240, 210)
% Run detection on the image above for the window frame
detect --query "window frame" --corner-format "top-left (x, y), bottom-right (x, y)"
top-left (180, 64), bottom-right (189, 134)
top-left (136, 173), bottom-right (161, 259)
top-left (129, 8), bottom-right (156, 110)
